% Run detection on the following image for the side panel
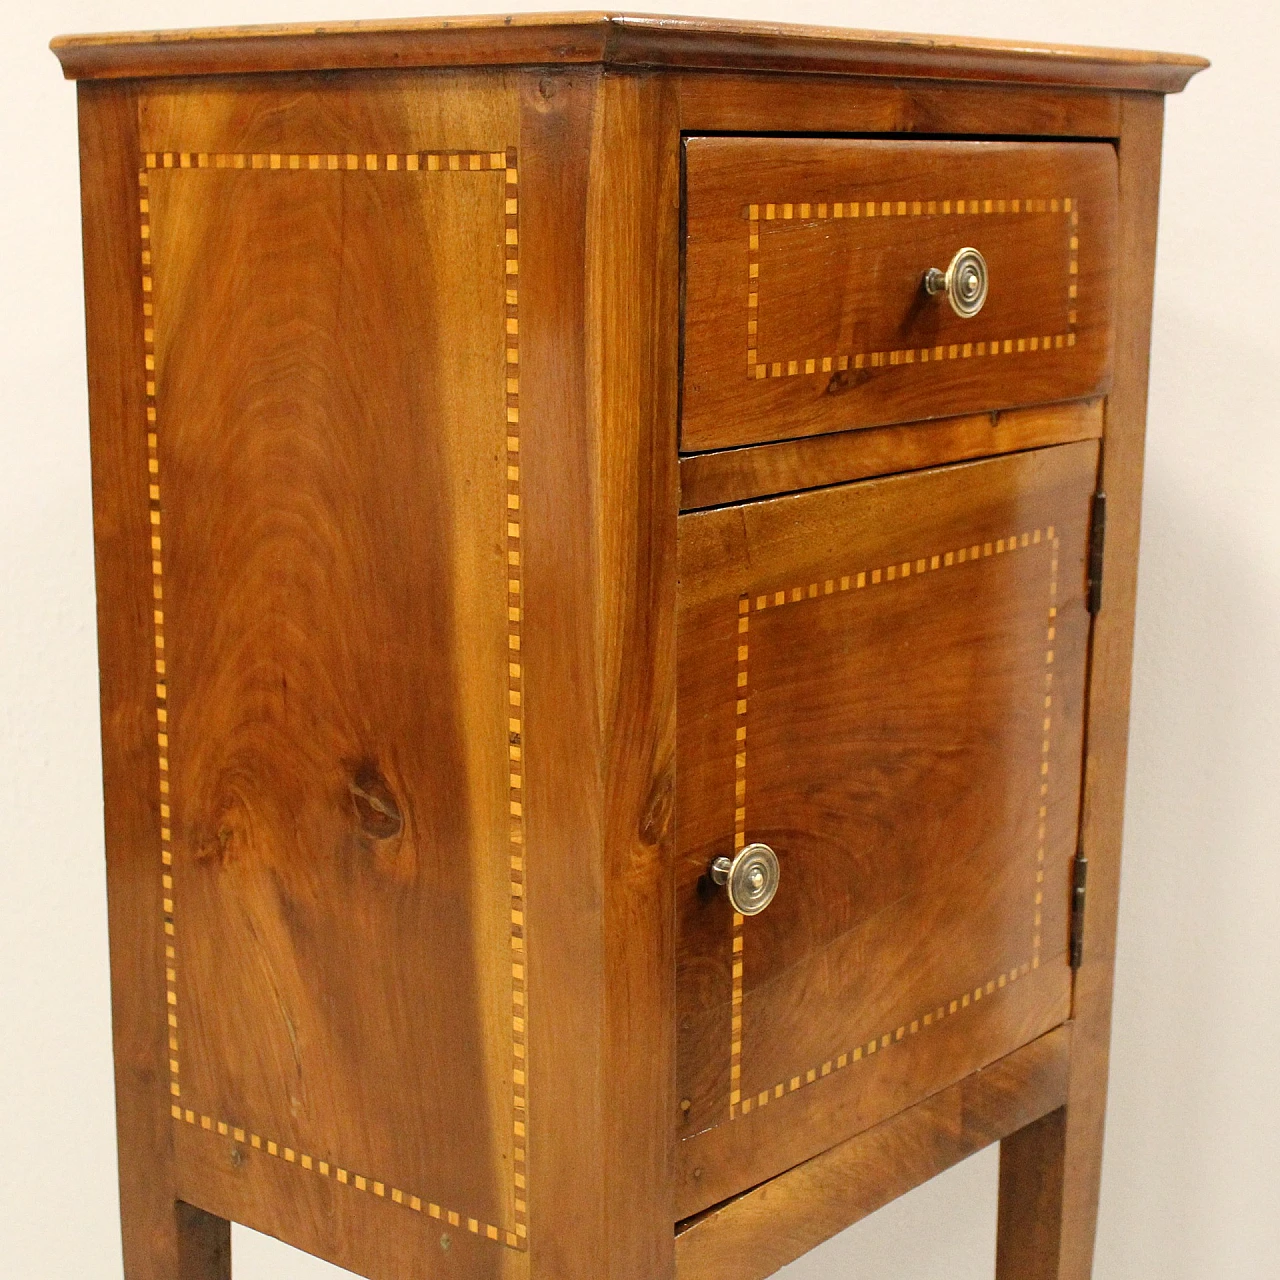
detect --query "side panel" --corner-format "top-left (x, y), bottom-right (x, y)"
top-left (81, 64), bottom-right (681, 1280)
top-left (133, 71), bottom-right (528, 1280)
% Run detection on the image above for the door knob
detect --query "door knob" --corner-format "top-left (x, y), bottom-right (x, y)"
top-left (923, 246), bottom-right (989, 318)
top-left (710, 843), bottom-right (780, 916)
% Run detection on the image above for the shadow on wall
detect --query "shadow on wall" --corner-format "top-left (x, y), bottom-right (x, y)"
top-left (777, 1142), bottom-right (999, 1278)
top-left (1100, 297), bottom-right (1280, 1279)
top-left (774, 296), bottom-right (1280, 1280)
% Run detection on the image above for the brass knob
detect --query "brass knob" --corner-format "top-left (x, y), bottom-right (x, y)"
top-left (923, 246), bottom-right (989, 318)
top-left (710, 843), bottom-right (780, 916)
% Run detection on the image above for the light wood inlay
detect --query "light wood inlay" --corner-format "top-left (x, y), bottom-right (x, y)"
top-left (502, 146), bottom-right (529, 1242)
top-left (136, 165), bottom-right (181, 1108)
top-left (143, 149), bottom-right (511, 172)
top-left (676, 441), bottom-right (1095, 1213)
top-left (746, 197), bottom-right (1080, 379)
top-left (59, 24), bottom-right (1202, 1280)
top-left (137, 146), bottom-right (527, 1252)
top-left (675, 1027), bottom-right (1073, 1280)
top-left (729, 599), bottom-right (749, 1118)
top-left (684, 138), bottom-right (1117, 451)
top-left (1037, 533), bottom-right (1061, 967)
top-left (728, 527), bottom-right (1057, 1117)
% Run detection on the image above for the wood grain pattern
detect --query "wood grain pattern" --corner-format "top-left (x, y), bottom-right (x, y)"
top-left (512, 67), bottom-right (606, 1280)
top-left (679, 398), bottom-right (1103, 511)
top-left (683, 138), bottom-right (1117, 451)
top-left (176, 1203), bottom-right (233, 1279)
top-left (83, 61), bottom-right (685, 1280)
top-left (997, 1106), bottom-right (1068, 1279)
top-left (510, 65), bottom-right (686, 1280)
top-left (137, 69), bottom-right (521, 158)
top-left (672, 72), bottom-right (1123, 140)
top-left (129, 71), bottom-right (531, 1274)
top-left (51, 13), bottom-right (1208, 92)
top-left (77, 77), bottom-right (235, 1280)
top-left (586, 69), bottom-right (683, 1280)
top-left (676, 1025), bottom-right (1071, 1280)
top-left (675, 441), bottom-right (1096, 1214)
top-left (517, 69), bottom-right (609, 1280)
top-left (62, 29), bottom-right (1198, 1280)
top-left (173, 1119), bottom-right (519, 1280)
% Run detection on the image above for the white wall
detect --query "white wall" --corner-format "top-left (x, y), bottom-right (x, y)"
top-left (2, 2), bottom-right (1274, 1277)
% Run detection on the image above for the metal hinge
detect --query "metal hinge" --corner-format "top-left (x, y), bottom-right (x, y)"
top-left (1070, 847), bottom-right (1089, 970)
top-left (1087, 491), bottom-right (1107, 614)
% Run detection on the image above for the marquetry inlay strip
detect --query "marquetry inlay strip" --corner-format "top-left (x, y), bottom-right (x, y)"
top-left (138, 148), bottom-right (526, 1250)
top-left (730, 527), bottom-right (1057, 1118)
top-left (743, 528), bottom-right (1052, 612)
top-left (143, 149), bottom-right (511, 172)
top-left (173, 1104), bottom-right (513, 1240)
top-left (502, 147), bottom-right (529, 1241)
top-left (136, 167), bottom-right (180, 1111)
top-left (1036, 535), bottom-right (1061, 969)
top-left (737, 963), bottom-right (1037, 1117)
top-left (729, 598), bottom-right (750, 1118)
top-left (745, 198), bottom-right (1080, 380)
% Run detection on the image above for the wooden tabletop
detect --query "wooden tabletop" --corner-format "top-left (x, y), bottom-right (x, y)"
top-left (52, 10), bottom-right (1207, 90)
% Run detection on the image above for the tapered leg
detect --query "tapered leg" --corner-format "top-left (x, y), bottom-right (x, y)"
top-left (115, 1088), bottom-right (231, 1279)
top-left (996, 1107), bottom-right (1068, 1280)
top-left (121, 1195), bottom-right (229, 1280)
top-left (175, 1204), bottom-right (231, 1278)
top-left (995, 1086), bottom-right (1114, 1280)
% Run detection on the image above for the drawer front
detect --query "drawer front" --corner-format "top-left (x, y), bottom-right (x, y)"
top-left (682, 137), bottom-right (1117, 452)
top-left (674, 441), bottom-right (1096, 1216)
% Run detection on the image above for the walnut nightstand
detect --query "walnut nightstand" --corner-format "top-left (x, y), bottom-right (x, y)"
top-left (52, 14), bottom-right (1205, 1280)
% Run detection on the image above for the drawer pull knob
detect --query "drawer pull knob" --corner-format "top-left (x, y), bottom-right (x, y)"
top-left (710, 843), bottom-right (780, 916)
top-left (923, 246), bottom-right (989, 318)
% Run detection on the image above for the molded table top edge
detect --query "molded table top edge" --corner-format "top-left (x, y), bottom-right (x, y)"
top-left (51, 11), bottom-right (1209, 92)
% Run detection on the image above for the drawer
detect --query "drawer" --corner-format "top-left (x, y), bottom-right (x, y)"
top-left (682, 137), bottom-right (1118, 452)
top-left (674, 440), bottom-right (1097, 1215)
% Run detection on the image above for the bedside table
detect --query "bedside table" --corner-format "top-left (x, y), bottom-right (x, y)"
top-left (52, 14), bottom-right (1205, 1280)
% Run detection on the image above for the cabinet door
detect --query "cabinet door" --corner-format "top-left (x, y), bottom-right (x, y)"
top-left (675, 440), bottom-right (1097, 1216)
